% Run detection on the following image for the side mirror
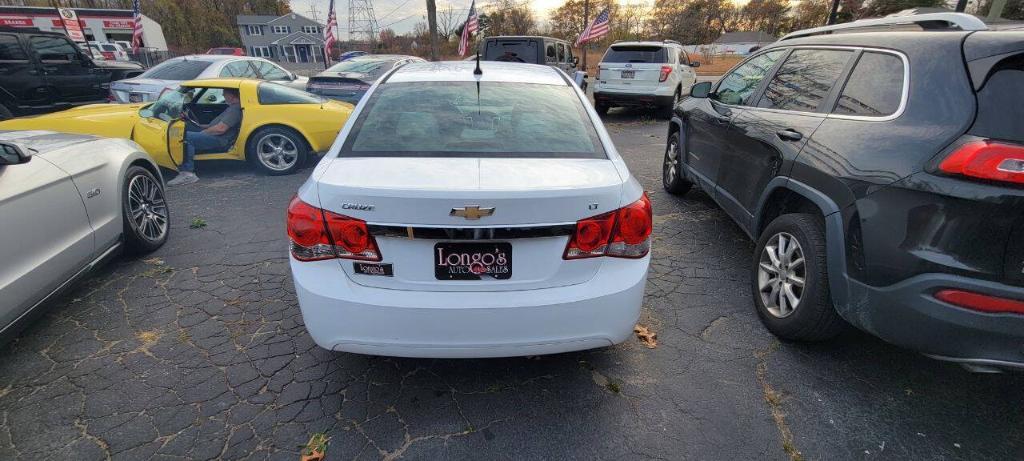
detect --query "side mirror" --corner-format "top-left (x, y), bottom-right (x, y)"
top-left (690, 61), bottom-right (700, 68)
top-left (0, 141), bottom-right (32, 165)
top-left (690, 81), bottom-right (712, 99)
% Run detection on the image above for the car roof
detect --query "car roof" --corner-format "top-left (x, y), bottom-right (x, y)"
top-left (610, 41), bottom-right (678, 48)
top-left (387, 61), bottom-right (567, 85)
top-left (486, 35), bottom-right (566, 42)
top-left (763, 30), bottom-right (973, 50)
top-left (347, 54), bottom-right (423, 61)
top-left (181, 78), bottom-right (256, 89)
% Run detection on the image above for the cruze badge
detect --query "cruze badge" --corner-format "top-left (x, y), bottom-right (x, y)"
top-left (342, 203), bottom-right (375, 211)
top-left (450, 206), bottom-right (495, 220)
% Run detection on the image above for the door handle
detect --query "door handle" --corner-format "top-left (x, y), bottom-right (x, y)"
top-left (776, 129), bottom-right (803, 142)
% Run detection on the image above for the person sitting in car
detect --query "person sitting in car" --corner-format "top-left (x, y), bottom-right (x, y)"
top-left (167, 88), bottom-right (242, 186)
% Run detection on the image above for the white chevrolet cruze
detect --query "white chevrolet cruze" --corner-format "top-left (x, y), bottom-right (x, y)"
top-left (287, 61), bottom-right (652, 358)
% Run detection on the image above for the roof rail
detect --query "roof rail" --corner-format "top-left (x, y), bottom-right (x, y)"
top-left (780, 12), bottom-right (988, 41)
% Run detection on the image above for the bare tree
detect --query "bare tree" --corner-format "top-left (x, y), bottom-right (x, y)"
top-left (436, 3), bottom-right (460, 42)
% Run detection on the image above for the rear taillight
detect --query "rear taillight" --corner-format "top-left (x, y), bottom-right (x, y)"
top-left (935, 289), bottom-right (1024, 315)
top-left (565, 193), bottom-right (652, 260)
top-left (659, 65), bottom-right (672, 82)
top-left (939, 140), bottom-right (1024, 185)
top-left (287, 196), bottom-right (381, 262)
top-left (107, 90), bottom-right (116, 102)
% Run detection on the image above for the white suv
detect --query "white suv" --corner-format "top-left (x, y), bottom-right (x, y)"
top-left (593, 40), bottom-right (699, 117)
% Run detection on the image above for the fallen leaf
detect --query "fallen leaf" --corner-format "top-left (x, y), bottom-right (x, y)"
top-left (142, 257), bottom-right (165, 265)
top-left (634, 324), bottom-right (658, 348)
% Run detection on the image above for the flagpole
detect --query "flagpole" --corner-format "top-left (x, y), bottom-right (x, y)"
top-left (582, 0), bottom-right (589, 72)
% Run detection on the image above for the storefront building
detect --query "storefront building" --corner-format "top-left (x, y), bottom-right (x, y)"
top-left (0, 6), bottom-right (167, 50)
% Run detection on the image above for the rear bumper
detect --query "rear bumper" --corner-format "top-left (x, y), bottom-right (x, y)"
top-left (593, 91), bottom-right (673, 108)
top-left (849, 273), bottom-right (1024, 370)
top-left (290, 255), bottom-right (649, 358)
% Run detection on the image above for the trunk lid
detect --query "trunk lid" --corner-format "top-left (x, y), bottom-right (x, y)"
top-left (109, 78), bottom-right (175, 102)
top-left (315, 157), bottom-right (626, 291)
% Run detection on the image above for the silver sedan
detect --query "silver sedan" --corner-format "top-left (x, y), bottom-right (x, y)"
top-left (0, 131), bottom-right (169, 342)
top-left (109, 55), bottom-right (308, 103)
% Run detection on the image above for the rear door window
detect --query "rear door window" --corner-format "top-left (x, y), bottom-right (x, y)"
top-left (220, 60), bottom-right (258, 78)
top-left (758, 49), bottom-right (853, 112)
top-left (142, 59), bottom-right (212, 80)
top-left (713, 50), bottom-right (785, 106)
top-left (602, 46), bottom-right (667, 63)
top-left (972, 54), bottom-right (1024, 143)
top-left (0, 34), bottom-right (27, 61)
top-left (833, 51), bottom-right (905, 117)
top-left (342, 82), bottom-right (605, 158)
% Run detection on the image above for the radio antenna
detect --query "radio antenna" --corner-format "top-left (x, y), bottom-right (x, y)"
top-left (474, 51), bottom-right (482, 75)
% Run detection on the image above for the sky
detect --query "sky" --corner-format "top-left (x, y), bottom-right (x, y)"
top-left (287, 0), bottom-right (662, 35)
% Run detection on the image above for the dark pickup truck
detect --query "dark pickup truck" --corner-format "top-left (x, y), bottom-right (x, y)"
top-left (0, 27), bottom-right (144, 120)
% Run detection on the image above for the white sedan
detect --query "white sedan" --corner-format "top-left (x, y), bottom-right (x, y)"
top-left (287, 61), bottom-right (652, 358)
top-left (0, 131), bottom-right (168, 342)
top-left (109, 55), bottom-right (308, 103)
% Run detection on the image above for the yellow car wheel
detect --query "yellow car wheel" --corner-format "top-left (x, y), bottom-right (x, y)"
top-left (246, 126), bottom-right (309, 176)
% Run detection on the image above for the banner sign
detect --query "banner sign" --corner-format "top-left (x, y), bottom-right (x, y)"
top-left (57, 8), bottom-right (86, 43)
top-left (0, 16), bottom-right (34, 27)
top-left (103, 19), bottom-right (133, 29)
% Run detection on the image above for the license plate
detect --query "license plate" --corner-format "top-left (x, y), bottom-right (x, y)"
top-left (128, 93), bottom-right (143, 103)
top-left (621, 70), bottom-right (635, 79)
top-left (434, 242), bottom-right (512, 280)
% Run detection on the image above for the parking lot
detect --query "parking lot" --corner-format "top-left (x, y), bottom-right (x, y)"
top-left (1, 112), bottom-right (1022, 460)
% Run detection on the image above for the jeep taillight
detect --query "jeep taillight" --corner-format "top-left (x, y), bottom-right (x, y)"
top-left (659, 66), bottom-right (672, 82)
top-left (939, 140), bottom-right (1024, 185)
top-left (287, 196), bottom-right (381, 262)
top-left (564, 193), bottom-right (652, 259)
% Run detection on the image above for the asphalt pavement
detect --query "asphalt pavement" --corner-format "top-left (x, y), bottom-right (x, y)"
top-left (0, 111), bottom-right (1022, 460)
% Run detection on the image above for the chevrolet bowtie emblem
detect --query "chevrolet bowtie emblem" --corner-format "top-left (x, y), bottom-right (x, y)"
top-left (450, 206), bottom-right (495, 220)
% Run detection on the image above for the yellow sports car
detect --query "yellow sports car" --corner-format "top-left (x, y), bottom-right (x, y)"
top-left (0, 78), bottom-right (353, 175)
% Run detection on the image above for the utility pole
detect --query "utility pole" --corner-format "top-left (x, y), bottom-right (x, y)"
top-left (308, 3), bottom-right (322, 23)
top-left (427, 0), bottom-right (439, 61)
top-left (582, 0), bottom-right (589, 71)
top-left (827, 0), bottom-right (840, 25)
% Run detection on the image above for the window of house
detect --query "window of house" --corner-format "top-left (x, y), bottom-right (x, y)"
top-left (758, 49), bottom-right (853, 112)
top-left (833, 52), bottom-right (905, 117)
top-left (246, 25), bottom-right (263, 36)
top-left (302, 26), bottom-right (321, 34)
top-left (250, 46), bottom-right (272, 58)
top-left (272, 26), bottom-right (290, 34)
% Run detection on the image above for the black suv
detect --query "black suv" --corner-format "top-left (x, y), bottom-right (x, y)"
top-left (0, 27), bottom-right (144, 120)
top-left (665, 13), bottom-right (1024, 371)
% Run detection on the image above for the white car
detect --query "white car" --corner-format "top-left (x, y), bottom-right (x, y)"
top-left (288, 61), bottom-right (652, 358)
top-left (109, 55), bottom-right (308, 103)
top-left (89, 41), bottom-right (130, 61)
top-left (0, 131), bottom-right (168, 342)
top-left (593, 40), bottom-right (699, 117)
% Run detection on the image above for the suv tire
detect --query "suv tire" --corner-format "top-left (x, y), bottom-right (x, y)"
top-left (661, 89), bottom-right (680, 119)
top-left (752, 213), bottom-right (845, 341)
top-left (595, 103), bottom-right (610, 116)
top-left (0, 104), bottom-right (13, 121)
top-left (663, 132), bottom-right (692, 195)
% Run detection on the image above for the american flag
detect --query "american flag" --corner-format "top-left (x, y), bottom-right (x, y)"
top-left (131, 0), bottom-right (143, 53)
top-left (457, 0), bottom-right (479, 57)
top-left (324, 0), bottom-right (337, 64)
top-left (576, 8), bottom-right (610, 47)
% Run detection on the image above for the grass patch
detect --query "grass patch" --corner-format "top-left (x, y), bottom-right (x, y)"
top-left (189, 217), bottom-right (207, 229)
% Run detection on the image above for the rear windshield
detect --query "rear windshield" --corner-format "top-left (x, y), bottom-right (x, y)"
top-left (602, 46), bottom-right (667, 63)
top-left (341, 82), bottom-right (604, 158)
top-left (972, 54), bottom-right (1024, 143)
top-left (141, 59), bottom-right (212, 80)
top-left (482, 40), bottom-right (539, 64)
